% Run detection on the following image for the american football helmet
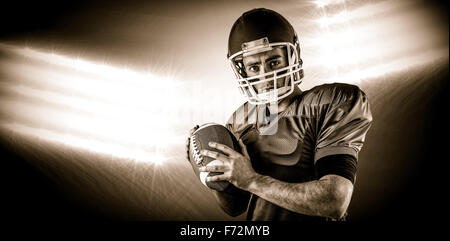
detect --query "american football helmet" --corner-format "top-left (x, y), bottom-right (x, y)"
top-left (227, 8), bottom-right (304, 105)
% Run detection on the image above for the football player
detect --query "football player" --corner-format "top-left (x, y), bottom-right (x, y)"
top-left (186, 8), bottom-right (372, 221)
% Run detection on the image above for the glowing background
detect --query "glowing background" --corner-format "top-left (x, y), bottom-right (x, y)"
top-left (0, 0), bottom-right (448, 221)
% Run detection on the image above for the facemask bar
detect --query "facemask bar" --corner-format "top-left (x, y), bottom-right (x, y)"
top-left (229, 41), bottom-right (303, 105)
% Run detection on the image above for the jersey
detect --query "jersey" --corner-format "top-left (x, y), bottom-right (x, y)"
top-left (225, 83), bottom-right (373, 221)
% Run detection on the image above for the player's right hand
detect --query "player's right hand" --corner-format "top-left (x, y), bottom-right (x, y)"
top-left (185, 125), bottom-right (199, 163)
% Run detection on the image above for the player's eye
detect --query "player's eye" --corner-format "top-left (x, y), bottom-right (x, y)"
top-left (269, 60), bottom-right (281, 69)
top-left (247, 65), bottom-right (260, 73)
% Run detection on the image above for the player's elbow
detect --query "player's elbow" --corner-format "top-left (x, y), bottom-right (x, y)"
top-left (327, 202), bottom-right (348, 220)
top-left (320, 175), bottom-right (354, 220)
top-left (324, 191), bottom-right (350, 220)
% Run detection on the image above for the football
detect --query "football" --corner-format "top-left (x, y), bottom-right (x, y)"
top-left (188, 123), bottom-right (241, 192)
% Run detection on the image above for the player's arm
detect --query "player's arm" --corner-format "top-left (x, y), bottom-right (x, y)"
top-left (246, 154), bottom-right (357, 219)
top-left (201, 144), bottom-right (354, 219)
top-left (245, 164), bottom-right (353, 219)
top-left (240, 154), bottom-right (356, 219)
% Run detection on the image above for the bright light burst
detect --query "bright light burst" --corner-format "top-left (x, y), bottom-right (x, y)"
top-left (0, 45), bottom-right (191, 165)
top-left (314, 0), bottom-right (346, 8)
top-left (0, 122), bottom-right (166, 164)
top-left (316, 10), bottom-right (351, 27)
top-left (302, 0), bottom-right (448, 88)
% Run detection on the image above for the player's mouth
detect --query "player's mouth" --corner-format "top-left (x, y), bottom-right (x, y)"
top-left (256, 85), bottom-right (273, 94)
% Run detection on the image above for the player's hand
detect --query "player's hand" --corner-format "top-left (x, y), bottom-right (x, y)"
top-left (185, 125), bottom-right (199, 163)
top-left (199, 140), bottom-right (258, 190)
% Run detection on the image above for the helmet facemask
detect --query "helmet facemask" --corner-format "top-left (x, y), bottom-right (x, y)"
top-left (229, 37), bottom-right (304, 105)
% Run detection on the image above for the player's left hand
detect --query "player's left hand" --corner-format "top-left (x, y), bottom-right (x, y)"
top-left (199, 140), bottom-right (258, 190)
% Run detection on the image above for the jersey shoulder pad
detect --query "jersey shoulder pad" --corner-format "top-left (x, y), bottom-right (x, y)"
top-left (303, 83), bottom-right (363, 107)
top-left (285, 83), bottom-right (368, 118)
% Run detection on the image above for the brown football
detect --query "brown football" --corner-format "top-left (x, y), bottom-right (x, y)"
top-left (188, 123), bottom-right (241, 191)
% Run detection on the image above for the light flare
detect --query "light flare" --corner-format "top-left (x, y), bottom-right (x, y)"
top-left (314, 0), bottom-right (346, 8)
top-left (302, 0), bottom-right (448, 88)
top-left (0, 45), bottom-right (191, 165)
top-left (0, 122), bottom-right (167, 165)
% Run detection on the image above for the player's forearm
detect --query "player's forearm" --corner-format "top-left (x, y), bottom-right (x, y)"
top-left (246, 174), bottom-right (352, 219)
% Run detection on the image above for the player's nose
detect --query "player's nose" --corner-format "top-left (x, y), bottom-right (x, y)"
top-left (258, 65), bottom-right (266, 75)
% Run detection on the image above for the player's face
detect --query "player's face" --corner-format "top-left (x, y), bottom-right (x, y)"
top-left (242, 47), bottom-right (289, 95)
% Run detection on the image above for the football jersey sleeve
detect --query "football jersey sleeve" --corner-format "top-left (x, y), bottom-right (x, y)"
top-left (314, 84), bottom-right (373, 163)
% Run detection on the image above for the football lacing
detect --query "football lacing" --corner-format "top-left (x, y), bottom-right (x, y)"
top-left (190, 135), bottom-right (203, 165)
